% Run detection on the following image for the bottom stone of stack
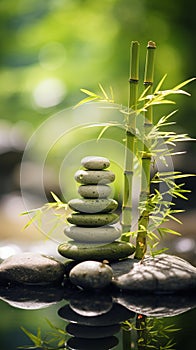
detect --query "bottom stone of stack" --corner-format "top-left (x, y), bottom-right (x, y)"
top-left (58, 241), bottom-right (135, 262)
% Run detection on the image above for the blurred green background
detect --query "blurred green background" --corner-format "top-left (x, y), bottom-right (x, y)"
top-left (0, 0), bottom-right (195, 128)
top-left (0, 0), bottom-right (195, 258)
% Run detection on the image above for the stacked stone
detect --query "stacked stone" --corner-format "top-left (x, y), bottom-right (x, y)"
top-left (58, 156), bottom-right (135, 262)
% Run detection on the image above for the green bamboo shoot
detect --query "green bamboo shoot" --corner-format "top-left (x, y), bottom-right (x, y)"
top-left (121, 41), bottom-right (140, 241)
top-left (135, 41), bottom-right (156, 258)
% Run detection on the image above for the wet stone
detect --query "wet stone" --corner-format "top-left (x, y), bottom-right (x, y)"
top-left (66, 323), bottom-right (121, 339)
top-left (0, 284), bottom-right (64, 310)
top-left (58, 303), bottom-right (135, 326)
top-left (68, 198), bottom-right (118, 214)
top-left (69, 261), bottom-right (113, 290)
top-left (66, 335), bottom-right (118, 350)
top-left (69, 290), bottom-right (113, 316)
top-left (64, 225), bottom-right (121, 243)
top-left (111, 253), bottom-right (196, 292)
top-left (67, 213), bottom-right (119, 227)
top-left (81, 156), bottom-right (110, 170)
top-left (78, 185), bottom-right (112, 198)
top-left (0, 253), bottom-right (65, 285)
top-left (74, 170), bottom-right (115, 185)
top-left (58, 241), bottom-right (135, 262)
top-left (113, 291), bottom-right (196, 318)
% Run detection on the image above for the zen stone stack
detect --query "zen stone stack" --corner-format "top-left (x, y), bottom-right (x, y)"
top-left (58, 156), bottom-right (135, 262)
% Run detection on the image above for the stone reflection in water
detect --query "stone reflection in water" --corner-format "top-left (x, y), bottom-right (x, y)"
top-left (113, 290), bottom-right (196, 318)
top-left (0, 281), bottom-right (196, 349)
top-left (59, 282), bottom-right (135, 349)
top-left (0, 283), bottom-right (64, 310)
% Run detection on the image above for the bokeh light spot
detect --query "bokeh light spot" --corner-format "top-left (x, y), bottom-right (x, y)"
top-left (33, 78), bottom-right (66, 108)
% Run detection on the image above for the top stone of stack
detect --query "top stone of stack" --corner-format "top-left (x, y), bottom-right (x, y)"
top-left (81, 156), bottom-right (110, 170)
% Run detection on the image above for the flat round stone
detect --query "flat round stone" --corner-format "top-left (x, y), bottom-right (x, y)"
top-left (78, 185), bottom-right (112, 198)
top-left (64, 225), bottom-right (121, 243)
top-left (67, 213), bottom-right (119, 227)
top-left (69, 261), bottom-right (113, 290)
top-left (81, 156), bottom-right (110, 170)
top-left (74, 170), bottom-right (115, 185)
top-left (68, 198), bottom-right (118, 213)
top-left (58, 241), bottom-right (135, 262)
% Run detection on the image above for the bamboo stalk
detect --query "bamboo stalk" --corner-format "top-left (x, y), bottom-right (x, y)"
top-left (121, 41), bottom-right (140, 241)
top-left (136, 315), bottom-right (148, 349)
top-left (122, 328), bottom-right (132, 350)
top-left (134, 41), bottom-right (156, 259)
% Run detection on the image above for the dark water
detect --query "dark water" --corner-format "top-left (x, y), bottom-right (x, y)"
top-left (0, 282), bottom-right (196, 350)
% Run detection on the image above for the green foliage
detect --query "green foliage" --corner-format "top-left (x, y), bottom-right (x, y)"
top-left (74, 84), bottom-right (114, 109)
top-left (122, 316), bottom-right (181, 350)
top-left (18, 315), bottom-right (181, 350)
top-left (1, 0), bottom-right (196, 136)
top-left (21, 192), bottom-right (70, 236)
top-left (18, 319), bottom-right (68, 350)
top-left (75, 74), bottom-right (195, 256)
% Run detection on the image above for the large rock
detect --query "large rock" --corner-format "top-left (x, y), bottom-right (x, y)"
top-left (0, 252), bottom-right (65, 285)
top-left (111, 254), bottom-right (196, 292)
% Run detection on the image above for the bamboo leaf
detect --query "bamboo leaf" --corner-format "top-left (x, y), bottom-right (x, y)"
top-left (172, 77), bottom-right (196, 91)
top-left (171, 174), bottom-right (195, 179)
top-left (74, 96), bottom-right (98, 109)
top-left (97, 125), bottom-right (112, 141)
top-left (50, 191), bottom-right (62, 203)
top-left (20, 327), bottom-right (42, 347)
top-left (158, 227), bottom-right (181, 236)
top-left (173, 191), bottom-right (189, 200)
top-left (110, 85), bottom-right (114, 100)
top-left (80, 88), bottom-right (99, 97)
top-left (98, 83), bottom-right (109, 100)
top-left (159, 89), bottom-right (191, 96)
top-left (167, 214), bottom-right (182, 224)
top-left (45, 319), bottom-right (66, 335)
top-left (138, 85), bottom-right (151, 100)
top-left (20, 209), bottom-right (40, 216)
top-left (96, 122), bottom-right (122, 141)
top-left (22, 212), bottom-right (40, 230)
top-left (151, 247), bottom-right (168, 256)
top-left (154, 74), bottom-right (167, 94)
top-left (150, 99), bottom-right (176, 105)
